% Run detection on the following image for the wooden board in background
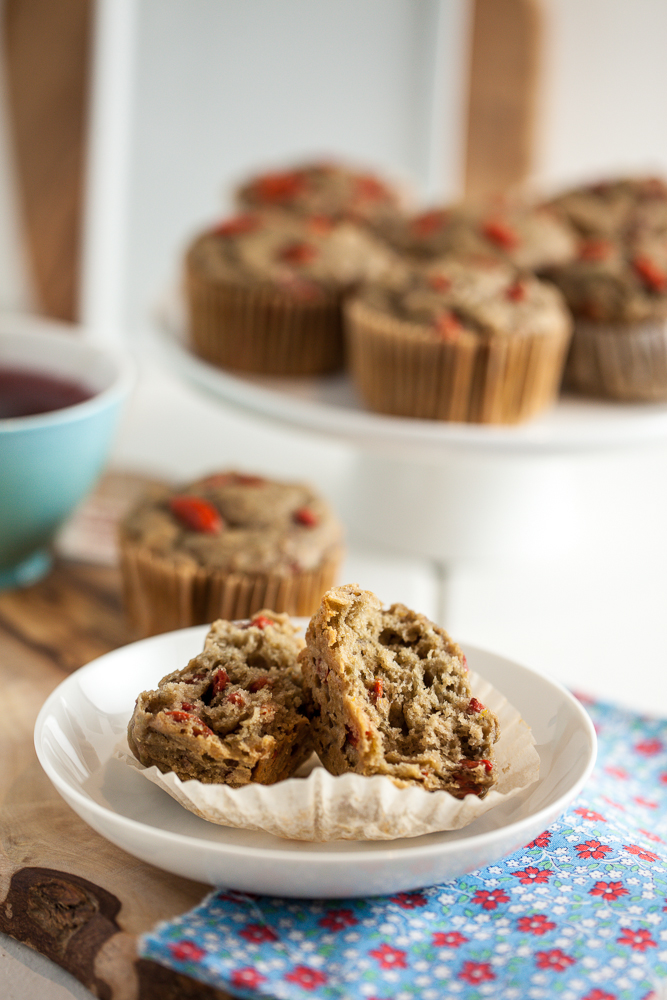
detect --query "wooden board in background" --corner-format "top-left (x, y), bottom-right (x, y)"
top-left (1, 0), bottom-right (92, 322)
top-left (464, 0), bottom-right (543, 198)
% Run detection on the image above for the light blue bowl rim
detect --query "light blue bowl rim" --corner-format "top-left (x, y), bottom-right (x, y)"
top-left (0, 327), bottom-right (136, 434)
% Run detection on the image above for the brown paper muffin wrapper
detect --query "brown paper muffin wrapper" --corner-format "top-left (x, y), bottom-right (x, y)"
top-left (116, 669), bottom-right (539, 841)
top-left (565, 316), bottom-right (667, 401)
top-left (344, 298), bottom-right (571, 424)
top-left (185, 256), bottom-right (344, 376)
top-left (119, 537), bottom-right (344, 637)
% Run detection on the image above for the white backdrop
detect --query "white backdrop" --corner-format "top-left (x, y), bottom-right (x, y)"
top-left (537, 0), bottom-right (667, 190)
top-left (81, 0), bottom-right (470, 340)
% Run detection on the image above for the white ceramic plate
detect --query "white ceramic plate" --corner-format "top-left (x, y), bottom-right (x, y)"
top-left (35, 624), bottom-right (596, 899)
top-left (150, 296), bottom-right (667, 457)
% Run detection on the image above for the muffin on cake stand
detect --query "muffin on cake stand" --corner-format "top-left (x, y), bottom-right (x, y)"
top-left (151, 292), bottom-right (667, 572)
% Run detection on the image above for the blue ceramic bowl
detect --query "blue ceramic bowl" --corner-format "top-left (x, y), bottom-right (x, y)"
top-left (0, 319), bottom-right (135, 588)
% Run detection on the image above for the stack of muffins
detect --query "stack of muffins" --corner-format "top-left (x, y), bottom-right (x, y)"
top-left (183, 157), bottom-right (667, 419)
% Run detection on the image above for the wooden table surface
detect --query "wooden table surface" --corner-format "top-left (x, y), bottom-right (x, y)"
top-left (0, 557), bottom-right (234, 1000)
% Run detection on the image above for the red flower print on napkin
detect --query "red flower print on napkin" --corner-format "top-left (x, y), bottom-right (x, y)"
top-left (217, 890), bottom-right (255, 904)
top-left (231, 968), bottom-right (267, 989)
top-left (472, 888), bottom-right (510, 910)
top-left (604, 765), bottom-right (628, 779)
top-left (602, 797), bottom-right (625, 811)
top-left (526, 830), bottom-right (551, 849)
top-left (284, 966), bottom-right (328, 990)
top-left (617, 927), bottom-right (657, 952)
top-left (535, 948), bottom-right (576, 971)
top-left (389, 891), bottom-right (427, 909)
top-left (433, 931), bottom-right (468, 948)
top-left (589, 881), bottom-right (629, 901)
top-left (516, 914), bottom-right (556, 935)
top-left (168, 940), bottom-right (205, 962)
top-left (369, 944), bottom-right (408, 969)
top-left (239, 923), bottom-right (279, 943)
top-left (639, 828), bottom-right (664, 843)
top-left (574, 807), bottom-right (606, 821)
top-left (458, 960), bottom-right (495, 984)
top-left (624, 844), bottom-right (660, 862)
top-left (575, 840), bottom-right (612, 860)
top-left (318, 909), bottom-right (358, 931)
top-left (511, 866), bottom-right (554, 885)
top-left (635, 739), bottom-right (663, 755)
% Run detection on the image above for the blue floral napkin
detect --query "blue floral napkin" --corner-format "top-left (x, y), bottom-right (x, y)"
top-left (140, 696), bottom-right (667, 999)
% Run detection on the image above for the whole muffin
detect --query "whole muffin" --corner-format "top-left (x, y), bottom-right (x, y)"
top-left (185, 210), bottom-right (398, 376)
top-left (380, 195), bottom-right (577, 273)
top-left (234, 159), bottom-right (406, 228)
top-left (128, 612), bottom-right (311, 786)
top-left (344, 256), bottom-right (572, 424)
top-left (546, 175), bottom-right (667, 241)
top-left (119, 471), bottom-right (345, 637)
top-left (299, 584), bottom-right (500, 796)
top-left (543, 230), bottom-right (667, 400)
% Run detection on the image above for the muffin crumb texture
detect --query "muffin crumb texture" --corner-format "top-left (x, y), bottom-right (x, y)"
top-left (299, 583), bottom-right (500, 796)
top-left (127, 612), bottom-right (312, 786)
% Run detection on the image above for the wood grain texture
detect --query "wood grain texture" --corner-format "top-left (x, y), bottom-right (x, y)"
top-left (464, 0), bottom-right (543, 198)
top-left (1, 0), bottom-right (92, 321)
top-left (0, 558), bottom-right (232, 1000)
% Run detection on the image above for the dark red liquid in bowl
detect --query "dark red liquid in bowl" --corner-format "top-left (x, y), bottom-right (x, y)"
top-left (0, 366), bottom-right (93, 418)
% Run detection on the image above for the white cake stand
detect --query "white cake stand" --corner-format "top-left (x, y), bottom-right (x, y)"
top-left (150, 305), bottom-right (667, 565)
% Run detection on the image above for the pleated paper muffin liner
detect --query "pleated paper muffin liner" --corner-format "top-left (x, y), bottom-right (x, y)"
top-left (115, 670), bottom-right (539, 842)
top-left (185, 257), bottom-right (344, 376)
top-left (565, 315), bottom-right (667, 401)
top-left (118, 538), bottom-right (344, 638)
top-left (344, 298), bottom-right (571, 424)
